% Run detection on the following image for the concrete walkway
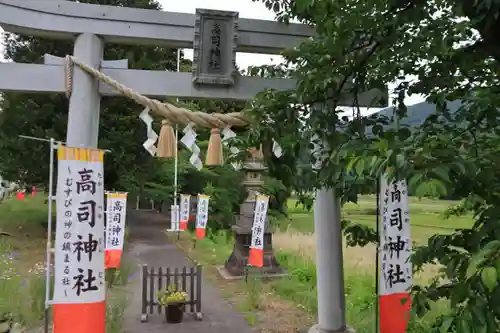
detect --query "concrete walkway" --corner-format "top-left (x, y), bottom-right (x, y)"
top-left (123, 210), bottom-right (256, 333)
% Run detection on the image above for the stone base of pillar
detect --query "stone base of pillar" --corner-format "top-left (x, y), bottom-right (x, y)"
top-left (221, 228), bottom-right (286, 278)
top-left (305, 324), bottom-right (355, 333)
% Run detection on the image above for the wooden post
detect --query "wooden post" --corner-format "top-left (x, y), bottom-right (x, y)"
top-left (166, 267), bottom-right (171, 287)
top-left (189, 266), bottom-right (195, 312)
top-left (149, 266), bottom-right (154, 314)
top-left (196, 265), bottom-right (202, 313)
top-left (181, 266), bottom-right (187, 292)
top-left (157, 267), bottom-right (163, 314)
top-left (141, 265), bottom-right (148, 316)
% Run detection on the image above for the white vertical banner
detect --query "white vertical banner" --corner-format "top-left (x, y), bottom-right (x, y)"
top-left (105, 192), bottom-right (128, 269)
top-left (179, 194), bottom-right (191, 230)
top-left (53, 146), bottom-right (105, 304)
top-left (169, 205), bottom-right (180, 231)
top-left (195, 194), bottom-right (210, 240)
top-left (379, 175), bottom-right (412, 294)
top-left (378, 174), bottom-right (412, 333)
top-left (105, 192), bottom-right (127, 250)
top-left (248, 194), bottom-right (270, 267)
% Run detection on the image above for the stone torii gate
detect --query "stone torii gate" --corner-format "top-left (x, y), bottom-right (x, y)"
top-left (0, 1), bottom-right (386, 333)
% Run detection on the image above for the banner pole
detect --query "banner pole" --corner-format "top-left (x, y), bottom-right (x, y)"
top-left (174, 48), bottom-right (181, 236)
top-left (44, 138), bottom-right (56, 333)
top-left (375, 179), bottom-right (380, 333)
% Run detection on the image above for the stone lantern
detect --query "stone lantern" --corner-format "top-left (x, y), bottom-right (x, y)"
top-left (219, 147), bottom-right (284, 278)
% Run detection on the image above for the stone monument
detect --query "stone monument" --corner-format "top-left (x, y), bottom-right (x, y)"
top-left (222, 147), bottom-right (284, 277)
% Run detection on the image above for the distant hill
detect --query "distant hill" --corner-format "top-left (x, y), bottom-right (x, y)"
top-left (371, 100), bottom-right (464, 127)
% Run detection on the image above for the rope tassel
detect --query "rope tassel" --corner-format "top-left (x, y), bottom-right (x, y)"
top-left (205, 128), bottom-right (224, 166)
top-left (157, 120), bottom-right (176, 158)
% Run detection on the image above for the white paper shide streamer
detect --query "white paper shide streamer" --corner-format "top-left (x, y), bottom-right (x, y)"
top-left (180, 123), bottom-right (203, 170)
top-left (139, 108), bottom-right (159, 156)
top-left (272, 139), bottom-right (283, 158)
top-left (222, 126), bottom-right (241, 170)
top-left (221, 126), bottom-right (283, 169)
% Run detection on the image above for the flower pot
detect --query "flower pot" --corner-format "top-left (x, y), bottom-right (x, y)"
top-left (165, 302), bottom-right (185, 324)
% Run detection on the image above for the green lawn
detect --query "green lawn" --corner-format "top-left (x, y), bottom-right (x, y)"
top-left (282, 195), bottom-right (473, 244)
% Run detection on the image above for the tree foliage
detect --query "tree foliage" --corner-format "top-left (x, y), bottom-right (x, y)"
top-left (0, 0), bottom-right (178, 190)
top-left (248, 0), bottom-right (500, 331)
top-left (0, 0), bottom-right (292, 232)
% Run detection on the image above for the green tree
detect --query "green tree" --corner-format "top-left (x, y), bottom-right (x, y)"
top-left (0, 1), bottom-right (249, 230)
top-left (0, 0), bottom-right (178, 192)
top-left (248, 0), bottom-right (500, 331)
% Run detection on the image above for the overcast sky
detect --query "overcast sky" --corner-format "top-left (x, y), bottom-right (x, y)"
top-left (0, 0), bottom-right (425, 112)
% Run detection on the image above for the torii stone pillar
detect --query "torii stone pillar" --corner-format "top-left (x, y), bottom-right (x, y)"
top-left (66, 33), bottom-right (103, 148)
top-left (311, 188), bottom-right (352, 333)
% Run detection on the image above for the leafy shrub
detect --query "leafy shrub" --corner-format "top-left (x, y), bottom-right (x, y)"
top-left (201, 166), bottom-right (246, 231)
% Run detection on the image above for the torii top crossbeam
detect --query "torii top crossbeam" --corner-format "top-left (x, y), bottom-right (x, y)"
top-left (0, 0), bottom-right (316, 101)
top-left (0, 0), bottom-right (386, 106)
top-left (0, 0), bottom-right (387, 146)
top-left (0, 0), bottom-right (312, 54)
